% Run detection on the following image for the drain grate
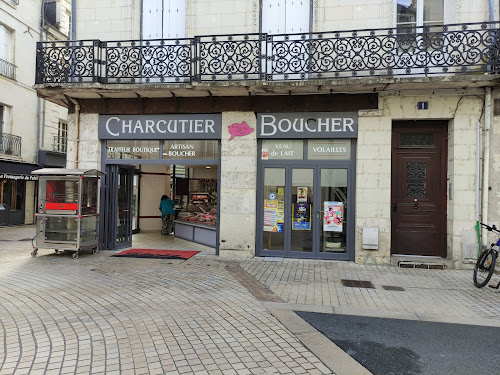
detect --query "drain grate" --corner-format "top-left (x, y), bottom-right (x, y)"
top-left (341, 279), bottom-right (375, 288)
top-left (382, 285), bottom-right (405, 291)
top-left (399, 261), bottom-right (446, 270)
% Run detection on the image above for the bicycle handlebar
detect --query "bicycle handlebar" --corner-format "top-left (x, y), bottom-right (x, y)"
top-left (480, 222), bottom-right (500, 233)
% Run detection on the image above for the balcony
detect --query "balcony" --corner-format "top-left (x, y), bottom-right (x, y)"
top-left (0, 58), bottom-right (16, 80)
top-left (35, 22), bottom-right (500, 86)
top-left (0, 132), bottom-right (21, 157)
top-left (2, 0), bottom-right (19, 6)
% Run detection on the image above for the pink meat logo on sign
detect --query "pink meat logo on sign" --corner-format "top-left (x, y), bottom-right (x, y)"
top-left (228, 121), bottom-right (254, 141)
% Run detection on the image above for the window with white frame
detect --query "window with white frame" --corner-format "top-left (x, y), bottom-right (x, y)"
top-left (56, 120), bottom-right (68, 153)
top-left (0, 105), bottom-right (4, 133)
top-left (0, 24), bottom-right (15, 79)
top-left (397, 0), bottom-right (444, 30)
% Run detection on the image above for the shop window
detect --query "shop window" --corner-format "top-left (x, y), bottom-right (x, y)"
top-left (0, 179), bottom-right (24, 211)
top-left (320, 169), bottom-right (348, 253)
top-left (263, 168), bottom-right (285, 250)
top-left (175, 165), bottom-right (217, 228)
top-left (106, 140), bottom-right (160, 160)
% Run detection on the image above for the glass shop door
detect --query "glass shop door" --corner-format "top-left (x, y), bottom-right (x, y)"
top-left (260, 166), bottom-right (350, 259)
top-left (103, 165), bottom-right (133, 250)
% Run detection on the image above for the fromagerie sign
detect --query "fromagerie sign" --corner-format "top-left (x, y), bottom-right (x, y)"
top-left (257, 112), bottom-right (358, 139)
top-left (98, 114), bottom-right (222, 140)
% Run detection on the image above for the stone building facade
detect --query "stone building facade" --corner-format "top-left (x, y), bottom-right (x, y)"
top-left (0, 0), bottom-right (70, 225)
top-left (35, 0), bottom-right (500, 269)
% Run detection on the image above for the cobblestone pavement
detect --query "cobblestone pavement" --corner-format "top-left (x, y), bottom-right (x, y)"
top-left (2, 225), bottom-right (500, 375)
top-left (241, 258), bottom-right (500, 325)
top-left (0, 226), bottom-right (331, 375)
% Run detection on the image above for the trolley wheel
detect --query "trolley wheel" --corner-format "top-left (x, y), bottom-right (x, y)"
top-left (72, 252), bottom-right (79, 260)
top-left (31, 249), bottom-right (38, 258)
top-left (92, 247), bottom-right (98, 254)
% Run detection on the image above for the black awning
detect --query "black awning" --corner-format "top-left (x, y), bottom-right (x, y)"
top-left (0, 161), bottom-right (40, 175)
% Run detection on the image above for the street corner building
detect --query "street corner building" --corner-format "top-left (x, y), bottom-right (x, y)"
top-left (31, 0), bottom-right (500, 269)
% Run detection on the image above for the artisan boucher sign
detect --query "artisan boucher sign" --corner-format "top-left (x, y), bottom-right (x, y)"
top-left (98, 114), bottom-right (222, 140)
top-left (257, 112), bottom-right (358, 138)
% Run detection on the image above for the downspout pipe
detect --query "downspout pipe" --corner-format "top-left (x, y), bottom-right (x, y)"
top-left (67, 97), bottom-right (80, 169)
top-left (489, 0), bottom-right (495, 22)
top-left (71, 0), bottom-right (76, 40)
top-left (482, 87), bottom-right (492, 247)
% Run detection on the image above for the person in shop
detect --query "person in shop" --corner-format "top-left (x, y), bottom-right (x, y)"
top-left (159, 194), bottom-right (175, 235)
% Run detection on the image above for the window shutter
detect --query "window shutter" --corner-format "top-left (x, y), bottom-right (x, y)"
top-left (163, 0), bottom-right (185, 39)
top-left (287, 0), bottom-right (310, 34)
top-left (262, 0), bottom-right (285, 34)
top-left (142, 0), bottom-right (163, 39)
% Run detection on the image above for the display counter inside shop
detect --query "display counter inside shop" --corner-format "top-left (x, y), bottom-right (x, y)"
top-left (174, 199), bottom-right (217, 248)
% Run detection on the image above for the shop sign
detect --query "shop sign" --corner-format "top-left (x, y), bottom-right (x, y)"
top-left (257, 112), bottom-right (358, 139)
top-left (0, 174), bottom-right (38, 181)
top-left (98, 114), bottom-right (222, 140)
top-left (261, 140), bottom-right (303, 160)
top-left (307, 140), bottom-right (351, 160)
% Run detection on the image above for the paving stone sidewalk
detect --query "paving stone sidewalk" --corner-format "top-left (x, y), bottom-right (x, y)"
top-left (1, 225), bottom-right (500, 375)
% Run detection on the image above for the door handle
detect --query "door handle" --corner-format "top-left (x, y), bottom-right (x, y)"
top-left (414, 199), bottom-right (418, 209)
top-left (393, 203), bottom-right (397, 212)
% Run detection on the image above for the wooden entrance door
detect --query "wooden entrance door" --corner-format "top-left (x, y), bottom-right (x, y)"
top-left (391, 122), bottom-right (447, 257)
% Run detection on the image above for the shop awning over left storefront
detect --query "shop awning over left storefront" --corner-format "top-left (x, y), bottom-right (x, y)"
top-left (0, 161), bottom-right (40, 180)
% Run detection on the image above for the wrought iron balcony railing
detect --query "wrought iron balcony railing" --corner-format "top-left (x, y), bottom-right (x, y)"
top-left (3, 0), bottom-right (19, 6)
top-left (53, 135), bottom-right (67, 153)
top-left (35, 22), bottom-right (500, 85)
top-left (0, 132), bottom-right (21, 157)
top-left (0, 58), bottom-right (16, 80)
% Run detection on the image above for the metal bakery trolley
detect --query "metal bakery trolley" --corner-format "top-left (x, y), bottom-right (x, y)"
top-left (31, 169), bottom-right (104, 259)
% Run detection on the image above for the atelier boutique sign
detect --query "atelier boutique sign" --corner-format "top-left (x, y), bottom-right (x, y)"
top-left (98, 114), bottom-right (222, 140)
top-left (257, 112), bottom-right (358, 138)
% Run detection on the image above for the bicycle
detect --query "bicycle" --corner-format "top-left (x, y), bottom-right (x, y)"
top-left (473, 223), bottom-right (500, 289)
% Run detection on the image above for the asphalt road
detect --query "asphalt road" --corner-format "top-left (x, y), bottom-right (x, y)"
top-left (296, 312), bottom-right (500, 375)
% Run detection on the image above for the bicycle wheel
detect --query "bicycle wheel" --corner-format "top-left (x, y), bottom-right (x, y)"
top-left (473, 250), bottom-right (497, 288)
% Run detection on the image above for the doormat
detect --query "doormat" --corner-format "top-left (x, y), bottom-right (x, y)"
top-left (112, 249), bottom-right (199, 260)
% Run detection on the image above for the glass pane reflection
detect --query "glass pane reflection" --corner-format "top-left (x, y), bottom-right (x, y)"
top-left (263, 168), bottom-right (285, 251)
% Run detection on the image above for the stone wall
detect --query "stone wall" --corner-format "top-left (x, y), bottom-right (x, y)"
top-left (355, 93), bottom-right (483, 268)
top-left (219, 112), bottom-right (257, 258)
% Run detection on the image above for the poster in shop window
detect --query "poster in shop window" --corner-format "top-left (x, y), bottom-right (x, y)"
top-left (292, 203), bottom-right (311, 230)
top-left (264, 199), bottom-right (284, 232)
top-left (297, 187), bottom-right (308, 203)
top-left (324, 201), bottom-right (343, 232)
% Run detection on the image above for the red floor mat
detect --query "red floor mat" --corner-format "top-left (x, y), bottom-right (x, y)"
top-left (112, 249), bottom-right (199, 260)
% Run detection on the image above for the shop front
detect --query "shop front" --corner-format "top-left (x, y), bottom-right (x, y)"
top-left (256, 113), bottom-right (357, 260)
top-left (0, 161), bottom-right (39, 226)
top-left (97, 114), bottom-right (221, 251)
